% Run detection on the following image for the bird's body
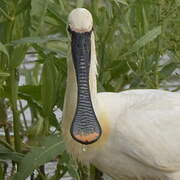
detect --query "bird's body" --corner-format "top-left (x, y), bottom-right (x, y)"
top-left (92, 90), bottom-right (180, 180)
top-left (62, 8), bottom-right (180, 180)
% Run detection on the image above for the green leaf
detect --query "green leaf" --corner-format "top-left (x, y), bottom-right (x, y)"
top-left (9, 36), bottom-right (66, 46)
top-left (19, 85), bottom-right (41, 101)
top-left (27, 116), bottom-right (44, 137)
top-left (159, 63), bottom-right (177, 80)
top-left (176, 0), bottom-right (180, 6)
top-left (41, 59), bottom-right (58, 115)
top-left (109, 60), bottom-right (129, 79)
top-left (47, 2), bottom-right (67, 35)
top-left (0, 71), bottom-right (9, 77)
top-left (124, 26), bottom-right (162, 56)
top-left (0, 42), bottom-right (9, 58)
top-left (45, 41), bottom-right (67, 57)
top-left (30, 0), bottom-right (49, 35)
top-left (105, 1), bottom-right (113, 18)
top-left (13, 136), bottom-right (65, 180)
top-left (115, 0), bottom-right (128, 6)
top-left (68, 163), bottom-right (80, 180)
top-left (9, 45), bottom-right (27, 68)
top-left (0, 144), bottom-right (24, 162)
top-left (16, 0), bottom-right (31, 15)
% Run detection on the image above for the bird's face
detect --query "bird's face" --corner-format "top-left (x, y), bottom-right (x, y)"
top-left (67, 8), bottom-right (101, 145)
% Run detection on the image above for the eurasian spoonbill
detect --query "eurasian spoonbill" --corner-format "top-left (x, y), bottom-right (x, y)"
top-left (62, 8), bottom-right (180, 180)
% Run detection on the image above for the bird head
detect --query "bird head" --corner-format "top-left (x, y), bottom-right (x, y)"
top-left (68, 8), bottom-right (93, 33)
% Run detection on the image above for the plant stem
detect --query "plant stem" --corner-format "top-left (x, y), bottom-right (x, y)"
top-left (0, 7), bottom-right (13, 21)
top-left (19, 100), bottom-right (28, 130)
top-left (0, 100), bottom-right (11, 145)
top-left (9, 68), bottom-right (21, 153)
top-left (0, 163), bottom-right (3, 180)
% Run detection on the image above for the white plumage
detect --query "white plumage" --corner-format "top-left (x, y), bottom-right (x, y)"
top-left (62, 8), bottom-right (180, 180)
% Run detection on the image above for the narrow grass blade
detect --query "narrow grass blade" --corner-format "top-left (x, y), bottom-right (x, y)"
top-left (0, 72), bottom-right (9, 77)
top-left (0, 42), bottom-right (9, 58)
top-left (123, 26), bottom-right (161, 56)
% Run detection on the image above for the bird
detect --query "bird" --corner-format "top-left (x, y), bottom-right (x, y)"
top-left (62, 8), bottom-right (180, 180)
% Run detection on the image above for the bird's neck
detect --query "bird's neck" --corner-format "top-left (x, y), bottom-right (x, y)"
top-left (62, 32), bottom-right (98, 139)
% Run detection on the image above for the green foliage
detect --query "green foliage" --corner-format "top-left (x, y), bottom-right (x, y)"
top-left (14, 136), bottom-right (65, 180)
top-left (0, 0), bottom-right (179, 179)
top-left (124, 26), bottom-right (162, 56)
top-left (0, 144), bottom-right (24, 162)
top-left (31, 0), bottom-right (49, 35)
top-left (0, 42), bottom-right (9, 58)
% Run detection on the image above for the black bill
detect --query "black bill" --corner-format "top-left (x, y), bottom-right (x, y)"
top-left (69, 28), bottom-right (102, 145)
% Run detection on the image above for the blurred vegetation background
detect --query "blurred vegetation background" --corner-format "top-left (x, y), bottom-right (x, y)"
top-left (0, 0), bottom-right (179, 179)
